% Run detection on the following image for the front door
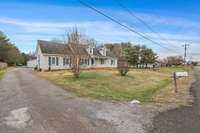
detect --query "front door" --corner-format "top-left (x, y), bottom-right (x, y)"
top-left (91, 58), bottom-right (94, 65)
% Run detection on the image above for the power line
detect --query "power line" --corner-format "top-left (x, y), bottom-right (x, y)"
top-left (77, 0), bottom-right (175, 51)
top-left (114, 0), bottom-right (178, 50)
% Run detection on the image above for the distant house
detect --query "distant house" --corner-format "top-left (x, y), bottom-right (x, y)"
top-left (27, 59), bottom-right (37, 68)
top-left (0, 62), bottom-right (7, 69)
top-left (28, 40), bottom-right (117, 70)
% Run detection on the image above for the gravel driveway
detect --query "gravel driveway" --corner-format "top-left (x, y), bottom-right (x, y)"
top-left (150, 67), bottom-right (200, 133)
top-left (0, 68), bottom-right (156, 133)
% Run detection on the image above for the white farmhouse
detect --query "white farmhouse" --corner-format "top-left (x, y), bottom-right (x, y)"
top-left (30, 40), bottom-right (117, 70)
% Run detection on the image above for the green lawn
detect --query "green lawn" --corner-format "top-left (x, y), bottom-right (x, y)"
top-left (0, 69), bottom-right (6, 79)
top-left (37, 66), bottom-right (190, 102)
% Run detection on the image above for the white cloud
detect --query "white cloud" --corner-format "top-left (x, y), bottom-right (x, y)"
top-left (0, 16), bottom-right (200, 59)
top-left (0, 17), bottom-right (114, 29)
top-left (134, 13), bottom-right (200, 29)
top-left (108, 8), bottom-right (200, 30)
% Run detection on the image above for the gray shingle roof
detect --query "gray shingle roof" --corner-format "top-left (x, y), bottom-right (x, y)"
top-left (38, 40), bottom-right (116, 58)
top-left (38, 40), bottom-right (71, 55)
top-left (106, 50), bottom-right (116, 58)
top-left (38, 40), bottom-right (88, 56)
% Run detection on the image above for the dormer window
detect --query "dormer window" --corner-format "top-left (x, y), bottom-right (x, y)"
top-left (90, 47), bottom-right (93, 54)
top-left (99, 47), bottom-right (107, 56)
top-left (87, 46), bottom-right (93, 55)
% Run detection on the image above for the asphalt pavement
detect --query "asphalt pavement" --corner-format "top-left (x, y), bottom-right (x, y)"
top-left (0, 68), bottom-right (155, 133)
top-left (150, 67), bottom-right (200, 133)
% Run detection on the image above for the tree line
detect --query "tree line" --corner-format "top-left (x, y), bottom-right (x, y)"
top-left (105, 42), bottom-right (158, 76)
top-left (125, 44), bottom-right (157, 68)
top-left (105, 42), bottom-right (158, 68)
top-left (159, 56), bottom-right (184, 67)
top-left (0, 31), bottom-right (29, 66)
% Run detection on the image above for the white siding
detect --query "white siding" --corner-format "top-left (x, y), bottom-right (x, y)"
top-left (46, 56), bottom-right (70, 70)
top-left (36, 45), bottom-right (46, 69)
top-left (35, 44), bottom-right (117, 70)
top-left (27, 59), bottom-right (36, 68)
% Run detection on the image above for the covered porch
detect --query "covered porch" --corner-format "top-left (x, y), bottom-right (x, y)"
top-left (88, 56), bottom-right (117, 68)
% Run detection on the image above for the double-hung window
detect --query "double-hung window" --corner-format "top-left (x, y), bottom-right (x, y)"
top-left (49, 57), bottom-right (59, 66)
top-left (56, 57), bottom-right (59, 66)
top-left (52, 57), bottom-right (55, 65)
top-left (66, 58), bottom-right (69, 65)
top-left (63, 58), bottom-right (69, 66)
top-left (100, 59), bottom-right (104, 64)
top-left (111, 60), bottom-right (115, 65)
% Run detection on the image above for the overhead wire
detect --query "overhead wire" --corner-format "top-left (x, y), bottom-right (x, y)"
top-left (77, 0), bottom-right (177, 52)
top-left (114, 0), bottom-right (175, 46)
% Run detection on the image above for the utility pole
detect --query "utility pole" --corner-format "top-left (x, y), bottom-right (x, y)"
top-left (182, 44), bottom-right (190, 64)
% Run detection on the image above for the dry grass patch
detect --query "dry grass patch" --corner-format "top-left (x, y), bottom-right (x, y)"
top-left (0, 69), bottom-right (6, 79)
top-left (153, 68), bottom-right (195, 109)
top-left (36, 67), bottom-right (194, 105)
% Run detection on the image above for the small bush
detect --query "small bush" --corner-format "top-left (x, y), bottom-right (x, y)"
top-left (119, 67), bottom-right (129, 76)
top-left (118, 57), bottom-right (129, 76)
top-left (34, 66), bottom-right (38, 71)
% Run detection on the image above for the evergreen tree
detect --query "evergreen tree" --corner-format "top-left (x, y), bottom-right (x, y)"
top-left (0, 31), bottom-right (24, 65)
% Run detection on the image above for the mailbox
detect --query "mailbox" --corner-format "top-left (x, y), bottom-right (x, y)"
top-left (175, 72), bottom-right (188, 77)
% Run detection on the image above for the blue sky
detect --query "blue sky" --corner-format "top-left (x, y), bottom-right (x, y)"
top-left (0, 0), bottom-right (200, 59)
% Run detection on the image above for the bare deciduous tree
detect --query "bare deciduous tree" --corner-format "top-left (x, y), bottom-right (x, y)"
top-left (167, 56), bottom-right (184, 66)
top-left (64, 28), bottom-right (89, 78)
top-left (159, 56), bottom-right (184, 67)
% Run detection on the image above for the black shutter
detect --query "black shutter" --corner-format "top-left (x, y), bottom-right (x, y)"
top-left (56, 57), bottom-right (59, 66)
top-left (48, 57), bottom-right (51, 66)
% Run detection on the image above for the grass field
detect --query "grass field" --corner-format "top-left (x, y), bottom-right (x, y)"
top-left (0, 69), bottom-right (6, 79)
top-left (36, 66), bottom-right (193, 103)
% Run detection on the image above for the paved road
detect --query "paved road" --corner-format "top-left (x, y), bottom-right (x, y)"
top-left (0, 68), bottom-right (155, 133)
top-left (150, 67), bottom-right (200, 133)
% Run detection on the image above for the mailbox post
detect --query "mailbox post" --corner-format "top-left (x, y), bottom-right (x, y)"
top-left (173, 72), bottom-right (189, 93)
top-left (173, 72), bottom-right (178, 93)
